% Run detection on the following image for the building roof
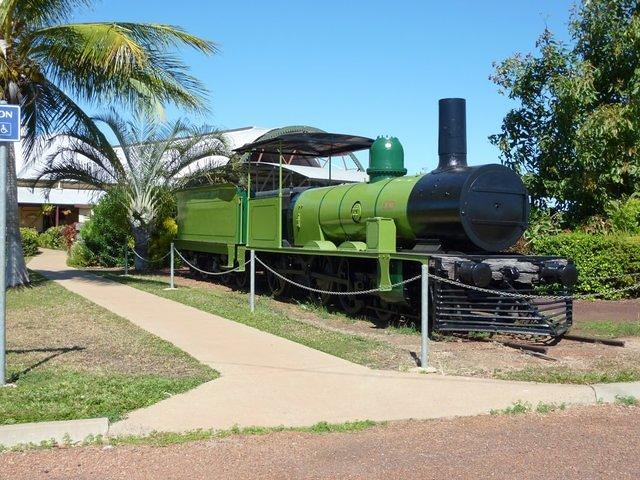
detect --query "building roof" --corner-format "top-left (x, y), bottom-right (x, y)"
top-left (18, 187), bottom-right (100, 206)
top-left (16, 126), bottom-right (271, 205)
top-left (16, 126), bottom-right (271, 180)
top-left (16, 125), bottom-right (370, 205)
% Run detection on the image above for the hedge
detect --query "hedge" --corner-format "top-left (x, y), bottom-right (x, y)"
top-left (531, 233), bottom-right (640, 299)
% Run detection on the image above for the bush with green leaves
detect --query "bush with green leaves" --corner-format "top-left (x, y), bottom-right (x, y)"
top-left (67, 239), bottom-right (93, 268)
top-left (71, 191), bottom-right (131, 267)
top-left (606, 195), bottom-right (640, 235)
top-left (20, 228), bottom-right (39, 257)
top-left (531, 233), bottom-right (640, 299)
top-left (146, 189), bottom-right (177, 266)
top-left (491, 0), bottom-right (640, 223)
top-left (38, 226), bottom-right (66, 250)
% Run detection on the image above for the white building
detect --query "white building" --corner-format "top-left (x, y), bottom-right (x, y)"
top-left (16, 126), bottom-right (271, 232)
top-left (16, 125), bottom-right (368, 232)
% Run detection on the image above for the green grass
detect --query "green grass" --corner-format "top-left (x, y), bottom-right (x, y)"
top-left (490, 401), bottom-right (566, 415)
top-left (534, 402), bottom-right (567, 414)
top-left (614, 395), bottom-right (638, 406)
top-left (1, 272), bottom-right (217, 425)
top-left (103, 274), bottom-right (391, 368)
top-left (0, 370), bottom-right (208, 424)
top-left (1, 420), bottom-right (380, 451)
top-left (494, 366), bottom-right (640, 384)
top-left (575, 320), bottom-right (640, 339)
top-left (387, 324), bottom-right (420, 335)
top-left (107, 420), bottom-right (379, 448)
top-left (490, 400), bottom-right (531, 415)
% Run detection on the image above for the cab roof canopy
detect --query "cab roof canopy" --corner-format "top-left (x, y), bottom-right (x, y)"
top-left (235, 130), bottom-right (372, 190)
top-left (234, 132), bottom-right (374, 157)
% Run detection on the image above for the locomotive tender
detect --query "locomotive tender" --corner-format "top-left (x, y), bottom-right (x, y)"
top-left (176, 98), bottom-right (577, 337)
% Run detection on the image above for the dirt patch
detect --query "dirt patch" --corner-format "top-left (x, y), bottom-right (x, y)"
top-left (574, 298), bottom-right (640, 322)
top-left (2, 404), bottom-right (639, 480)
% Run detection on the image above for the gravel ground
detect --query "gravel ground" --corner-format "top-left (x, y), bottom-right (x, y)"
top-left (574, 298), bottom-right (640, 321)
top-left (2, 405), bottom-right (638, 480)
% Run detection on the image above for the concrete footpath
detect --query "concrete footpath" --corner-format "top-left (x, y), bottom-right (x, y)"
top-left (28, 250), bottom-right (633, 436)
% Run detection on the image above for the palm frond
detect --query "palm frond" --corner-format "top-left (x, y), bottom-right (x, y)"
top-left (91, 109), bottom-right (139, 173)
top-left (41, 134), bottom-right (121, 184)
top-left (0, 0), bottom-right (91, 36)
top-left (165, 127), bottom-right (231, 177)
top-left (19, 79), bottom-right (101, 160)
top-left (41, 110), bottom-right (232, 229)
top-left (24, 22), bottom-right (214, 112)
top-left (37, 156), bottom-right (115, 190)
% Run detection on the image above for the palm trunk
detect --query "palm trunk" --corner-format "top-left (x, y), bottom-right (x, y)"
top-left (6, 143), bottom-right (29, 287)
top-left (131, 224), bottom-right (151, 272)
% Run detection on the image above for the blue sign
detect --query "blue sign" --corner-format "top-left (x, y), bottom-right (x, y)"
top-left (0, 105), bottom-right (21, 142)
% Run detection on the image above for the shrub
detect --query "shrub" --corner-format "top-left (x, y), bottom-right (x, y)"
top-left (148, 217), bottom-right (177, 265)
top-left (61, 224), bottom-right (77, 250)
top-left (146, 189), bottom-right (177, 266)
top-left (531, 232), bottom-right (640, 299)
top-left (20, 227), bottom-right (39, 257)
top-left (606, 195), bottom-right (640, 235)
top-left (67, 239), bottom-right (93, 267)
top-left (74, 191), bottom-right (131, 267)
top-left (38, 226), bottom-right (65, 250)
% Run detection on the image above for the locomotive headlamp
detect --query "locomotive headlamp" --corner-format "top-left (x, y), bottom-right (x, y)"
top-left (540, 261), bottom-right (579, 287)
top-left (456, 261), bottom-right (492, 288)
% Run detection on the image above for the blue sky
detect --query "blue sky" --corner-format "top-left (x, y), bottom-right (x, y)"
top-left (73, 0), bottom-right (575, 173)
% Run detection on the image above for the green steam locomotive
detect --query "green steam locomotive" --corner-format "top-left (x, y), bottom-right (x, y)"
top-left (175, 98), bottom-right (577, 337)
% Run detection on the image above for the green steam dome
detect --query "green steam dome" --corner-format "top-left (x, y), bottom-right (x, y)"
top-left (367, 136), bottom-right (407, 183)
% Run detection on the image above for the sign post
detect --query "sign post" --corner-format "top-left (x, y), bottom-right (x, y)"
top-left (0, 103), bottom-right (21, 386)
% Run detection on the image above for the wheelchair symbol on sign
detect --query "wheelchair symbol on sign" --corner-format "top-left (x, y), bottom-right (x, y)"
top-left (0, 123), bottom-right (10, 136)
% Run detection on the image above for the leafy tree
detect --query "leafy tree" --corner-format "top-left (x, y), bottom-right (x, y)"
top-left (40, 111), bottom-right (229, 271)
top-left (0, 0), bottom-right (215, 286)
top-left (490, 0), bottom-right (640, 224)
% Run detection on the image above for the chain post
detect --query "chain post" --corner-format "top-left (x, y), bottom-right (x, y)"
top-left (421, 263), bottom-right (429, 369)
top-left (169, 242), bottom-right (175, 289)
top-left (249, 250), bottom-right (256, 313)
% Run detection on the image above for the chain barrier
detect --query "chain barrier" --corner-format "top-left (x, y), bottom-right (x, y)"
top-left (174, 248), bottom-right (250, 276)
top-left (255, 255), bottom-right (421, 296)
top-left (255, 255), bottom-right (640, 301)
top-left (99, 250), bottom-right (129, 266)
top-left (427, 271), bottom-right (640, 300)
top-left (128, 246), bottom-right (171, 264)
top-left (578, 271), bottom-right (640, 281)
top-left (123, 246), bottom-right (640, 300)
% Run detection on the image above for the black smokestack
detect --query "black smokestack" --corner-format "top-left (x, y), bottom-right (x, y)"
top-left (437, 98), bottom-right (467, 170)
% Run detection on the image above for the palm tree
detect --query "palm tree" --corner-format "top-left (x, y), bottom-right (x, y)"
top-left (39, 111), bottom-right (230, 271)
top-left (0, 0), bottom-right (215, 286)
